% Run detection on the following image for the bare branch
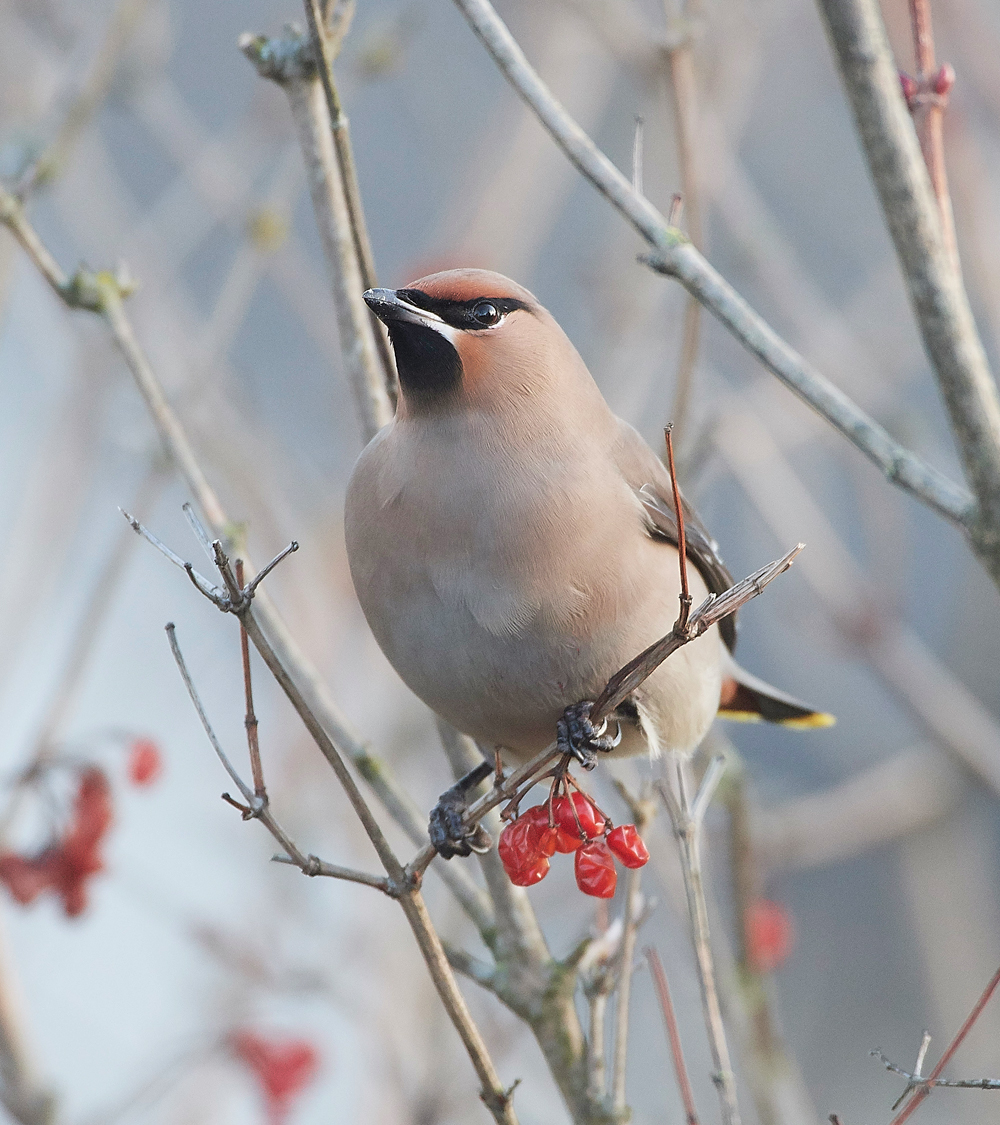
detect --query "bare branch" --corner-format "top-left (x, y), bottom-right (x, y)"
top-left (658, 761), bottom-right (741, 1125)
top-left (447, 0), bottom-right (974, 532)
top-left (239, 24), bottom-right (396, 438)
top-left (816, 0), bottom-right (1000, 580)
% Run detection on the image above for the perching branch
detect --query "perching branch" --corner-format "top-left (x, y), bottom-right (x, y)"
top-left (447, 0), bottom-right (975, 535)
top-left (815, 0), bottom-right (1000, 583)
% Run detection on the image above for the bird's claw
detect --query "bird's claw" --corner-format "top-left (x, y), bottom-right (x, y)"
top-left (557, 702), bottom-right (622, 770)
top-left (428, 760), bottom-right (494, 859)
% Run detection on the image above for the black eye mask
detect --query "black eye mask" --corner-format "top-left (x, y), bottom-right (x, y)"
top-left (394, 289), bottom-right (532, 331)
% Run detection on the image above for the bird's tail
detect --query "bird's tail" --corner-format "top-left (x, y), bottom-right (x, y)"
top-left (718, 660), bottom-right (835, 730)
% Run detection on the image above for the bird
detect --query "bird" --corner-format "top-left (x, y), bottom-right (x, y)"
top-left (345, 269), bottom-right (832, 857)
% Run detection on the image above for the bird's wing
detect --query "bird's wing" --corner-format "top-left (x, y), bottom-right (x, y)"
top-left (611, 419), bottom-right (738, 652)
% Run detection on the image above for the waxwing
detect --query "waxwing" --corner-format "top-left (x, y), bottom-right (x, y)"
top-left (345, 269), bottom-right (831, 856)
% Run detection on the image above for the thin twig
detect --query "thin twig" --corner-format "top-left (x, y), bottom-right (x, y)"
top-left (904, 0), bottom-right (959, 272)
top-left (611, 788), bottom-right (653, 1112)
top-left (888, 963), bottom-right (1000, 1123)
top-left (166, 622), bottom-right (392, 894)
top-left (874, 1047), bottom-right (1000, 1093)
top-left (658, 759), bottom-right (741, 1125)
top-left (665, 424), bottom-right (692, 630)
top-left (646, 946), bottom-right (699, 1125)
top-left (663, 1), bottom-right (703, 434)
top-left (447, 0), bottom-right (974, 533)
top-left (235, 560), bottom-right (265, 798)
top-left (590, 543), bottom-right (804, 726)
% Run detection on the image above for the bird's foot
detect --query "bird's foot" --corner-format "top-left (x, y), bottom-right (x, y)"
top-left (557, 702), bottom-right (622, 770)
top-left (429, 760), bottom-right (494, 859)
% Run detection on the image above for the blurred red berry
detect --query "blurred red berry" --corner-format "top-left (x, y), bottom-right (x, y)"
top-left (127, 739), bottom-right (162, 786)
top-left (0, 767), bottom-right (113, 919)
top-left (744, 898), bottom-right (794, 973)
top-left (575, 840), bottom-right (617, 898)
top-left (606, 824), bottom-right (649, 869)
top-left (553, 793), bottom-right (605, 843)
top-left (0, 852), bottom-right (60, 905)
top-left (232, 1030), bottom-right (319, 1125)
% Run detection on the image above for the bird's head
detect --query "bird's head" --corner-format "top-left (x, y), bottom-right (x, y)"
top-left (365, 269), bottom-right (573, 414)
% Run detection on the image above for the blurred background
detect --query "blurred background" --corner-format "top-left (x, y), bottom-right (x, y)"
top-left (1, 0), bottom-right (1000, 1122)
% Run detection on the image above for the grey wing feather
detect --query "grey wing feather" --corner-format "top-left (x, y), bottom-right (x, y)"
top-left (612, 420), bottom-right (737, 651)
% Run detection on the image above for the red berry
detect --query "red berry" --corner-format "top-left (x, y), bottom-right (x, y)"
top-left (508, 856), bottom-right (550, 886)
top-left (574, 840), bottom-right (617, 898)
top-left (521, 805), bottom-right (559, 858)
top-left (744, 899), bottom-right (794, 972)
top-left (606, 824), bottom-right (649, 869)
top-left (553, 793), bottom-right (605, 842)
top-left (128, 738), bottom-right (162, 786)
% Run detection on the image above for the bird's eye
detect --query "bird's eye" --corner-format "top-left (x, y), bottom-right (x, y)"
top-left (471, 301), bottom-right (500, 326)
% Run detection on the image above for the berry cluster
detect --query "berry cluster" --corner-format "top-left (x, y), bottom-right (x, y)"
top-left (0, 766), bottom-right (113, 917)
top-left (498, 789), bottom-right (649, 898)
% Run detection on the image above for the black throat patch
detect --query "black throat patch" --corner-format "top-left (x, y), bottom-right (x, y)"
top-left (387, 321), bottom-right (463, 404)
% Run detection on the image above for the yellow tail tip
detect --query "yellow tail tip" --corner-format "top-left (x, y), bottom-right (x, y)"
top-left (779, 712), bottom-right (837, 731)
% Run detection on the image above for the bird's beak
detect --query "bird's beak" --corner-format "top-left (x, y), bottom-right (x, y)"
top-left (364, 288), bottom-right (448, 331)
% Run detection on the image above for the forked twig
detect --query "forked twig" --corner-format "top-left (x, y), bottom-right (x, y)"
top-left (165, 622), bottom-right (389, 893)
top-left (887, 963), bottom-right (1000, 1123)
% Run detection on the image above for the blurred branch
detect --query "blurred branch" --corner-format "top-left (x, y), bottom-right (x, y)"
top-left (874, 1045), bottom-right (1000, 1093)
top-left (0, 922), bottom-right (55, 1125)
top-left (752, 744), bottom-right (962, 872)
top-left (16, 0), bottom-right (148, 196)
top-left (816, 0), bottom-right (1000, 587)
top-left (448, 0), bottom-right (975, 536)
top-left (659, 758), bottom-right (741, 1125)
top-left (240, 26), bottom-right (394, 441)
